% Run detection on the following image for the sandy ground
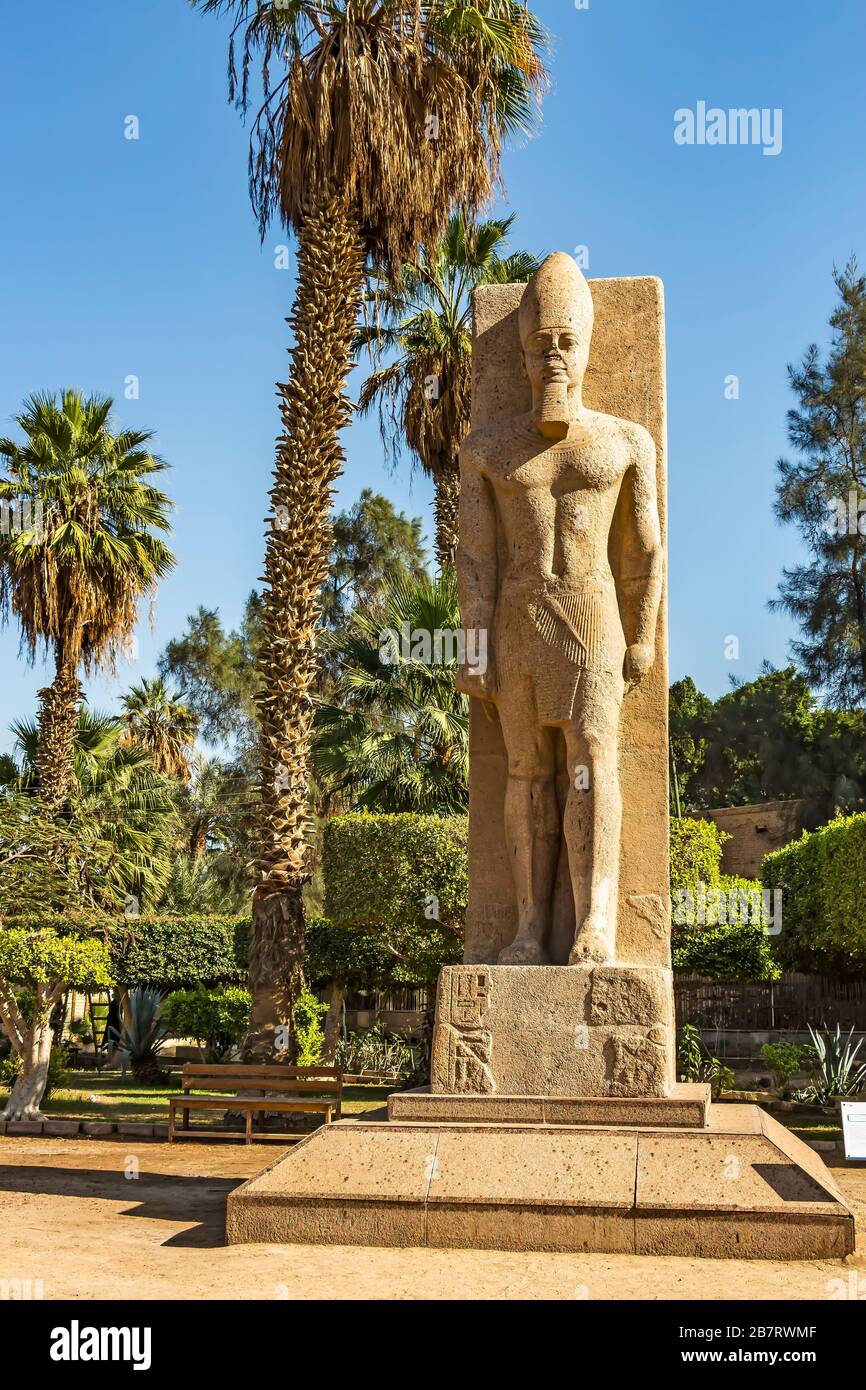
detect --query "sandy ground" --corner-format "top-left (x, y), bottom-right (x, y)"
top-left (1, 1136), bottom-right (865, 1301)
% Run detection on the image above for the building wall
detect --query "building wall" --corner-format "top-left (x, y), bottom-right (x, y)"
top-left (695, 800), bottom-right (805, 880)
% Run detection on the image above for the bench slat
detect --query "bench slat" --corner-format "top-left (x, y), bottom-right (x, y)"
top-left (180, 1065), bottom-right (341, 1079)
top-left (181, 1078), bottom-right (341, 1095)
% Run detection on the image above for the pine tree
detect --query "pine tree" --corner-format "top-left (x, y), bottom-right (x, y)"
top-left (772, 258), bottom-right (866, 705)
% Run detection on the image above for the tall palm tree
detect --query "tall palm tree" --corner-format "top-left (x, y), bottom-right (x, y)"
top-left (121, 677), bottom-right (198, 782)
top-left (356, 212), bottom-right (540, 566)
top-left (312, 570), bottom-right (468, 812)
top-left (0, 391), bottom-right (174, 817)
top-left (192, 0), bottom-right (548, 1054)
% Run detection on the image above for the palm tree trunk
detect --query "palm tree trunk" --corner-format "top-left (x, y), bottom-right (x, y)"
top-left (434, 456), bottom-right (461, 570)
top-left (35, 654), bottom-right (81, 816)
top-left (246, 190), bottom-right (366, 1060)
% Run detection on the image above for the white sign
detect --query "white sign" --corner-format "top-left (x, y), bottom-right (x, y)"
top-left (840, 1101), bottom-right (866, 1161)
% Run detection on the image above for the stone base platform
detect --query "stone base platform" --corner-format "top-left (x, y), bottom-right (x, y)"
top-left (388, 1082), bottom-right (710, 1128)
top-left (225, 1104), bottom-right (854, 1259)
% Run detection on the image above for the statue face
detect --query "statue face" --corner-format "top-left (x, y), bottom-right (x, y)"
top-left (522, 325), bottom-right (588, 439)
top-left (522, 326), bottom-right (585, 395)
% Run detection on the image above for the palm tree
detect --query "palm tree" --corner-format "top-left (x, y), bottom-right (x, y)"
top-left (2, 709), bottom-right (178, 910)
top-left (192, 0), bottom-right (548, 1054)
top-left (312, 570), bottom-right (468, 812)
top-left (356, 212), bottom-right (540, 566)
top-left (121, 677), bottom-right (198, 782)
top-left (0, 391), bottom-right (174, 817)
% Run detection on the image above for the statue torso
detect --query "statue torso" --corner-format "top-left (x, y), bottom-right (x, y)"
top-left (466, 410), bottom-right (636, 588)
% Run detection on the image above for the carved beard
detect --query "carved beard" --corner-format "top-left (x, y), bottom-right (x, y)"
top-left (537, 377), bottom-right (570, 440)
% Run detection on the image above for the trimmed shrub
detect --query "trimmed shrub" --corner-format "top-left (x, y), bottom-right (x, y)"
top-left (161, 986), bottom-right (251, 1061)
top-left (669, 817), bottom-right (725, 892)
top-left (112, 915), bottom-right (250, 990)
top-left (764, 813), bottom-right (866, 973)
top-left (672, 922), bottom-right (780, 980)
top-left (3, 914), bottom-right (250, 991)
top-left (303, 916), bottom-right (395, 990)
top-left (323, 814), bottom-right (466, 983)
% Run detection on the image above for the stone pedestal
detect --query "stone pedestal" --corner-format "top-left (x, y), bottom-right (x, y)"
top-left (430, 964), bottom-right (674, 1098)
top-left (226, 1106), bottom-right (855, 1259)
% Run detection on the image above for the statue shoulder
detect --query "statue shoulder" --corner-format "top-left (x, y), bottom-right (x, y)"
top-left (460, 421), bottom-right (513, 473)
top-left (618, 417), bottom-right (656, 466)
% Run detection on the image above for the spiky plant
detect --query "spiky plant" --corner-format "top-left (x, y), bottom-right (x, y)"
top-left (0, 391), bottom-right (174, 817)
top-left (120, 677), bottom-right (198, 782)
top-left (356, 212), bottom-right (539, 566)
top-left (191, 0), bottom-right (548, 1055)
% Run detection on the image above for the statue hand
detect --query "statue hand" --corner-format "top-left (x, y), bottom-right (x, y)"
top-left (623, 642), bottom-right (655, 689)
top-left (456, 661), bottom-right (496, 700)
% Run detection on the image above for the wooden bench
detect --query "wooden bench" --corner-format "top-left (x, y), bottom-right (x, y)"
top-left (168, 1064), bottom-right (343, 1144)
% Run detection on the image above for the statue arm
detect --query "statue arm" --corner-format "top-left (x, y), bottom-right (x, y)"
top-left (456, 442), bottom-right (498, 696)
top-left (617, 427), bottom-right (663, 682)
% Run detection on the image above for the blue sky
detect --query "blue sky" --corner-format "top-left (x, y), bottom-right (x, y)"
top-left (1, 0), bottom-right (863, 753)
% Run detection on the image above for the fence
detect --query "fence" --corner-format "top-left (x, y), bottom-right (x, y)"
top-left (674, 973), bottom-right (866, 1032)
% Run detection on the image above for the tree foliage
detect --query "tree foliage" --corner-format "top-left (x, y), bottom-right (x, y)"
top-left (771, 259), bottom-right (866, 705)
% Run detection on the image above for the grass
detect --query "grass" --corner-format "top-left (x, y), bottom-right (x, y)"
top-left (10, 1071), bottom-right (393, 1124)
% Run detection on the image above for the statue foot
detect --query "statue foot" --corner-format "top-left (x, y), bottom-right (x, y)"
top-left (498, 935), bottom-right (548, 965)
top-left (568, 921), bottom-right (613, 965)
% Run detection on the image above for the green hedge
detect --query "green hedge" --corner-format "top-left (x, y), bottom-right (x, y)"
top-left (323, 813), bottom-right (466, 983)
top-left (671, 874), bottom-right (779, 982)
top-left (764, 813), bottom-right (866, 973)
top-left (112, 915), bottom-right (250, 990)
top-left (670, 816), bottom-right (724, 892)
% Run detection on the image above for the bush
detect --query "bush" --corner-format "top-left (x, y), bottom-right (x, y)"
top-left (669, 817), bottom-right (725, 893)
top-left (294, 986), bottom-right (328, 1066)
top-left (323, 814), bottom-right (466, 983)
top-left (760, 1042), bottom-right (816, 1092)
top-left (303, 916), bottom-right (395, 991)
top-left (672, 921), bottom-right (780, 981)
top-left (2, 914), bottom-right (250, 992)
top-left (335, 1021), bottom-right (414, 1079)
top-left (671, 873), bottom-right (780, 981)
top-left (161, 986), bottom-right (251, 1062)
top-left (763, 813), bottom-right (866, 973)
top-left (0, 1046), bottom-right (66, 1102)
top-left (111, 915), bottom-right (250, 990)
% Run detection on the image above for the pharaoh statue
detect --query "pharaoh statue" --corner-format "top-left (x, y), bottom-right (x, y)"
top-left (456, 253), bottom-right (664, 967)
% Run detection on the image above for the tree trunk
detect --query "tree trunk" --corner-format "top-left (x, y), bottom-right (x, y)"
top-left (35, 656), bottom-right (81, 816)
top-left (322, 978), bottom-right (347, 1063)
top-left (2, 1022), bottom-right (52, 1121)
top-left (246, 189), bottom-right (366, 1057)
top-left (434, 455), bottom-right (460, 570)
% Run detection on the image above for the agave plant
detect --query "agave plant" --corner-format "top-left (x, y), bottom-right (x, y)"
top-left (109, 989), bottom-right (169, 1086)
top-left (799, 1024), bottom-right (866, 1104)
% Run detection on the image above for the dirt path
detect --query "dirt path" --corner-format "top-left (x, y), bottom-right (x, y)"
top-left (1, 1137), bottom-right (865, 1301)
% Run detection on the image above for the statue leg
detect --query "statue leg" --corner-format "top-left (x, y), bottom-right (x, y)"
top-left (496, 689), bottom-right (559, 965)
top-left (562, 668), bottom-right (624, 965)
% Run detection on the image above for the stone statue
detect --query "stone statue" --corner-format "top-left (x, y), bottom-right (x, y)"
top-left (456, 253), bottom-right (663, 968)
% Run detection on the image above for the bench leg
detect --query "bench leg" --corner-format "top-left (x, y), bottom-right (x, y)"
top-left (245, 1107), bottom-right (253, 1145)
top-left (168, 1104), bottom-right (175, 1143)
top-left (183, 1104), bottom-right (190, 1132)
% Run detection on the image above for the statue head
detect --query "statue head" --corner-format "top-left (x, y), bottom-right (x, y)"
top-left (519, 252), bottom-right (593, 439)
